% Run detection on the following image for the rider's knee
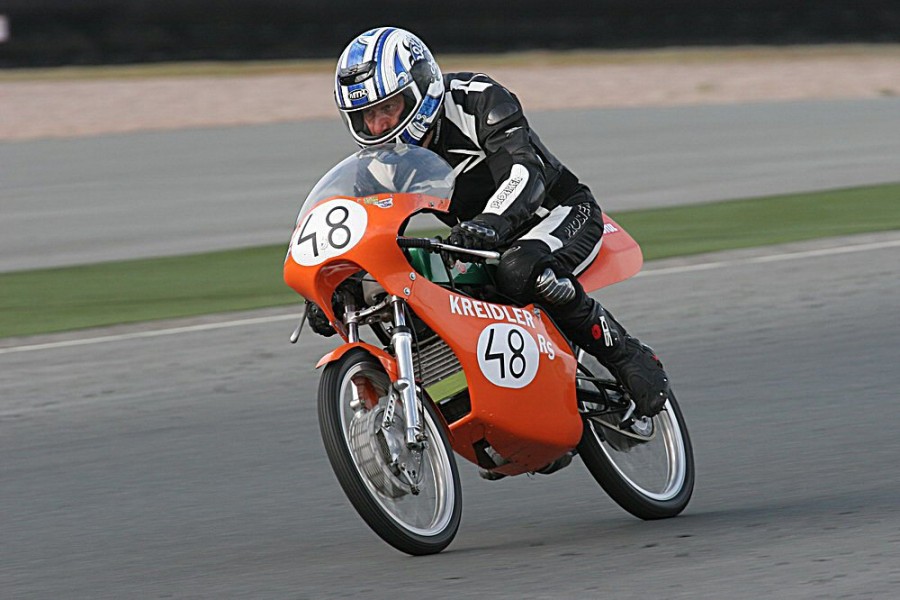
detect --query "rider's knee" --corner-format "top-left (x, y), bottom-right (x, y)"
top-left (496, 241), bottom-right (554, 305)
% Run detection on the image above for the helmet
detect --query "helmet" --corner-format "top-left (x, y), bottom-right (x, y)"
top-left (335, 27), bottom-right (444, 146)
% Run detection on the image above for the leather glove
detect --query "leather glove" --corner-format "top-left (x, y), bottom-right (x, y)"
top-left (449, 213), bottom-right (511, 250)
top-left (306, 301), bottom-right (337, 337)
top-left (444, 213), bottom-right (511, 265)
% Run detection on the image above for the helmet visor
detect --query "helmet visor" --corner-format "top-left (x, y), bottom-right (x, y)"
top-left (340, 88), bottom-right (418, 145)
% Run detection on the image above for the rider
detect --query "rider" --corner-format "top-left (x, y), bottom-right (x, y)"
top-left (311, 26), bottom-right (670, 420)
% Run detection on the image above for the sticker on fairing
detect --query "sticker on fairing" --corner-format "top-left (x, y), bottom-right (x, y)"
top-left (476, 323), bottom-right (540, 389)
top-left (290, 199), bottom-right (367, 266)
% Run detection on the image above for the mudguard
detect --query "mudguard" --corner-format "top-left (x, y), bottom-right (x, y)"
top-left (316, 342), bottom-right (399, 381)
top-left (316, 341), bottom-right (456, 437)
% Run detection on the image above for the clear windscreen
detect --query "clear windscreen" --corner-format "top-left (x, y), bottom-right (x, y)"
top-left (296, 144), bottom-right (455, 224)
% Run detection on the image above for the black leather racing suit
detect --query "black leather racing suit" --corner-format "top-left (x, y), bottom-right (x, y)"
top-left (428, 72), bottom-right (670, 418)
top-left (429, 73), bottom-right (603, 331)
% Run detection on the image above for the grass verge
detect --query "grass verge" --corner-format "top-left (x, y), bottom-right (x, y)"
top-left (2, 183), bottom-right (898, 338)
top-left (614, 183), bottom-right (900, 261)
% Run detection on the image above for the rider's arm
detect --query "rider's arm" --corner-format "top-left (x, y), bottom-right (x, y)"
top-left (469, 79), bottom-right (547, 241)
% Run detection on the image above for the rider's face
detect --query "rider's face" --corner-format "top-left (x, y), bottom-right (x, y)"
top-left (363, 95), bottom-right (405, 136)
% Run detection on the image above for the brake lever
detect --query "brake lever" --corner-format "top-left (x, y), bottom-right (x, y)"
top-left (289, 302), bottom-right (312, 344)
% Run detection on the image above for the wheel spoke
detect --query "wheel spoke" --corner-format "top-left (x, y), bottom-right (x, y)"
top-left (586, 404), bottom-right (686, 500)
top-left (338, 363), bottom-right (456, 536)
top-left (576, 349), bottom-right (694, 515)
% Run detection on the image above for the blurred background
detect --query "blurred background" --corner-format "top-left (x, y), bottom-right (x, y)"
top-left (1, 0), bottom-right (899, 67)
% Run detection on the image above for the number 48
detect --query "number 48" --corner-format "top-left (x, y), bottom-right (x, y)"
top-left (484, 327), bottom-right (528, 379)
top-left (297, 205), bottom-right (352, 257)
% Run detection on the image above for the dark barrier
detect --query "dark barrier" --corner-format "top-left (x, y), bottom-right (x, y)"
top-left (1, 0), bottom-right (898, 67)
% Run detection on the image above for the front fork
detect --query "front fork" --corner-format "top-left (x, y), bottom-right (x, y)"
top-left (389, 298), bottom-right (426, 448)
top-left (346, 294), bottom-right (424, 448)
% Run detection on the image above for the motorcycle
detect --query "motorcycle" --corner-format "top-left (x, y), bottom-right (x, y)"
top-left (284, 144), bottom-right (694, 555)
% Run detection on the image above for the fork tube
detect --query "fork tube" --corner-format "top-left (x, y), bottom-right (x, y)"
top-left (390, 297), bottom-right (422, 447)
top-left (344, 296), bottom-right (360, 343)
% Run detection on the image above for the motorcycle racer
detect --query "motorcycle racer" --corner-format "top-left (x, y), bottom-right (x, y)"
top-left (313, 26), bottom-right (670, 420)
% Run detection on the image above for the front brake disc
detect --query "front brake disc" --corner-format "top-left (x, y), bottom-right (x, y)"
top-left (348, 407), bottom-right (409, 498)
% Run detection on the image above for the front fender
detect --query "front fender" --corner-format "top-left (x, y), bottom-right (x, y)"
top-left (316, 342), bottom-right (399, 380)
top-left (316, 341), bottom-right (457, 442)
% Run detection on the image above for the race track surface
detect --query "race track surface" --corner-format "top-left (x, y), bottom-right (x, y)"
top-left (3, 232), bottom-right (900, 599)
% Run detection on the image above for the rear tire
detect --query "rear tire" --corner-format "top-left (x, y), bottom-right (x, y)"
top-left (318, 349), bottom-right (462, 555)
top-left (576, 351), bottom-right (694, 520)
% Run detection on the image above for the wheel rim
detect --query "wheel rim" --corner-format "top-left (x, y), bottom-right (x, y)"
top-left (338, 362), bottom-right (456, 536)
top-left (577, 351), bottom-right (688, 502)
top-left (586, 402), bottom-right (687, 501)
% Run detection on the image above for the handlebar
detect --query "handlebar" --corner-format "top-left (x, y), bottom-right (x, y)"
top-left (396, 236), bottom-right (501, 261)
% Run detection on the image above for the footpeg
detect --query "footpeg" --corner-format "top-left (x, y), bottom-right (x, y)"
top-left (478, 468), bottom-right (508, 481)
top-left (534, 452), bottom-right (574, 475)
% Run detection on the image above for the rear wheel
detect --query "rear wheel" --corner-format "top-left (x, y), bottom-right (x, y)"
top-left (576, 350), bottom-right (694, 519)
top-left (318, 349), bottom-right (461, 555)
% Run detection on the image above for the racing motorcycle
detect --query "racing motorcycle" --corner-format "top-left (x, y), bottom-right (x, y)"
top-left (284, 144), bottom-right (694, 555)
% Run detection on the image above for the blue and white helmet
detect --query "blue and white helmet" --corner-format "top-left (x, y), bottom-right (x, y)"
top-left (335, 27), bottom-right (444, 146)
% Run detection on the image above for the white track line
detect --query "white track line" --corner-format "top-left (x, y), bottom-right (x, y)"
top-left (637, 238), bottom-right (900, 277)
top-left (2, 237), bottom-right (899, 355)
top-left (0, 314), bottom-right (300, 355)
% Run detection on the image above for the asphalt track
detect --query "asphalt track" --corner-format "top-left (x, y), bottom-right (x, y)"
top-left (3, 100), bottom-right (900, 599)
top-left (2, 98), bottom-right (900, 271)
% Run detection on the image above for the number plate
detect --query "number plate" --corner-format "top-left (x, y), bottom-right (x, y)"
top-left (476, 323), bottom-right (540, 389)
top-left (290, 199), bottom-right (368, 266)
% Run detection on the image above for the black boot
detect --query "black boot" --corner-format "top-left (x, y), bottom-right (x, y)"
top-left (543, 277), bottom-right (670, 418)
top-left (580, 303), bottom-right (670, 418)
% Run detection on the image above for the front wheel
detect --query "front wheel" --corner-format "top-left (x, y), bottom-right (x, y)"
top-left (576, 350), bottom-right (694, 520)
top-left (318, 349), bottom-right (462, 555)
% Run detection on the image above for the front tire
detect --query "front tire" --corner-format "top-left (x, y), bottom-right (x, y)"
top-left (576, 350), bottom-right (694, 520)
top-left (318, 349), bottom-right (462, 555)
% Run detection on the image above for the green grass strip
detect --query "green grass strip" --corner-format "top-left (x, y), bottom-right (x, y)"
top-left (2, 183), bottom-right (899, 338)
top-left (614, 183), bottom-right (900, 261)
top-left (0, 246), bottom-right (298, 338)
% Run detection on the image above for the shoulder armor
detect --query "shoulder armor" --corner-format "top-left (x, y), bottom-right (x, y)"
top-left (486, 102), bottom-right (520, 127)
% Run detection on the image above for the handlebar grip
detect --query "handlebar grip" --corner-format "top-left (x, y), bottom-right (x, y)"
top-left (396, 237), bottom-right (434, 249)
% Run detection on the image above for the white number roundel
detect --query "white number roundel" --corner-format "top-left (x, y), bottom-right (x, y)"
top-left (476, 323), bottom-right (540, 389)
top-left (290, 199), bottom-right (368, 266)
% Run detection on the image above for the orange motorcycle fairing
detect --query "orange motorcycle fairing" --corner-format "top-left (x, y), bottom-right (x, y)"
top-left (578, 215), bottom-right (644, 294)
top-left (407, 274), bottom-right (583, 476)
top-left (283, 193), bottom-right (451, 328)
top-left (284, 191), bottom-right (583, 474)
